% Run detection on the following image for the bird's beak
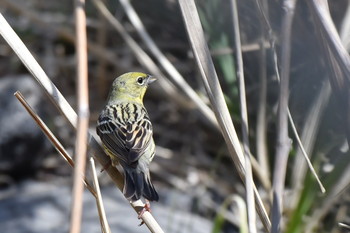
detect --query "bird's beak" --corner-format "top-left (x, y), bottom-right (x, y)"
top-left (147, 75), bottom-right (157, 85)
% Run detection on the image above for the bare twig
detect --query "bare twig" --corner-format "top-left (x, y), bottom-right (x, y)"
top-left (271, 1), bottom-right (297, 232)
top-left (230, 0), bottom-right (256, 232)
top-left (0, 13), bottom-right (164, 232)
top-left (178, 1), bottom-right (271, 231)
top-left (90, 157), bottom-right (111, 233)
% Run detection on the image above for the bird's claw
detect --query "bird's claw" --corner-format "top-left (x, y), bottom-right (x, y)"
top-left (138, 200), bottom-right (151, 226)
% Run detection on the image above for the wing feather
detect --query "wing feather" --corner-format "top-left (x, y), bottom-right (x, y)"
top-left (96, 103), bottom-right (153, 165)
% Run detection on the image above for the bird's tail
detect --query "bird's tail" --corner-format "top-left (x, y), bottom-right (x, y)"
top-left (123, 168), bottom-right (159, 202)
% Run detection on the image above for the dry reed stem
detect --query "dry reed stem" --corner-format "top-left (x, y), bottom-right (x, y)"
top-left (290, 82), bottom-right (330, 206)
top-left (0, 0), bottom-right (124, 69)
top-left (230, 0), bottom-right (256, 232)
top-left (271, 1), bottom-right (297, 232)
top-left (118, 0), bottom-right (218, 129)
top-left (303, 2), bottom-right (350, 230)
top-left (17, 91), bottom-right (110, 233)
top-left (0, 13), bottom-right (164, 233)
top-left (70, 1), bottom-right (89, 232)
top-left (90, 0), bottom-right (185, 106)
top-left (255, 0), bottom-right (270, 184)
top-left (90, 157), bottom-right (111, 233)
top-left (255, 0), bottom-right (325, 196)
top-left (178, 1), bottom-right (271, 231)
top-left (14, 91), bottom-right (97, 198)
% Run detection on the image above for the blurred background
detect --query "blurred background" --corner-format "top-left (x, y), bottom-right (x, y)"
top-left (0, 0), bottom-right (350, 232)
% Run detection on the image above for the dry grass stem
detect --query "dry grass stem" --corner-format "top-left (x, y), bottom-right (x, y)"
top-left (255, 0), bottom-right (325, 195)
top-left (288, 108), bottom-right (326, 193)
top-left (14, 91), bottom-right (97, 198)
top-left (0, 13), bottom-right (164, 233)
top-left (118, 0), bottom-right (218, 129)
top-left (230, 0), bottom-right (256, 232)
top-left (96, 0), bottom-right (108, 97)
top-left (309, 0), bottom-right (350, 80)
top-left (91, 0), bottom-right (185, 106)
top-left (70, 0), bottom-right (89, 232)
top-left (90, 157), bottom-right (111, 233)
top-left (271, 1), bottom-right (297, 232)
top-left (1, 0), bottom-right (123, 69)
top-left (178, 0), bottom-right (271, 231)
top-left (290, 82), bottom-right (331, 205)
top-left (255, 0), bottom-right (270, 183)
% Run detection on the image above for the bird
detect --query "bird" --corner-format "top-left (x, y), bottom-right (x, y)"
top-left (96, 72), bottom-right (159, 208)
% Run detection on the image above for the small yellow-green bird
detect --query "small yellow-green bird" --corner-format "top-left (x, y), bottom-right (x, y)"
top-left (96, 72), bottom-right (159, 203)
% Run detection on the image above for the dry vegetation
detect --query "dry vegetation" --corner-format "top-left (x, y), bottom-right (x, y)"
top-left (1, 0), bottom-right (350, 232)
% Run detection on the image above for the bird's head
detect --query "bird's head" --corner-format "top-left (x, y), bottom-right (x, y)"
top-left (107, 72), bottom-right (156, 104)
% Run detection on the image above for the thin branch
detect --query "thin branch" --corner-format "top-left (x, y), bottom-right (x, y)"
top-left (231, 0), bottom-right (256, 232)
top-left (271, 1), bottom-right (297, 232)
top-left (178, 1), bottom-right (271, 231)
top-left (70, 0), bottom-right (89, 232)
top-left (0, 13), bottom-right (164, 232)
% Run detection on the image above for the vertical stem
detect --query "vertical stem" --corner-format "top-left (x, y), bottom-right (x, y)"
top-left (255, 0), bottom-right (270, 181)
top-left (70, 0), bottom-right (89, 233)
top-left (231, 0), bottom-right (256, 232)
top-left (271, 0), bottom-right (297, 232)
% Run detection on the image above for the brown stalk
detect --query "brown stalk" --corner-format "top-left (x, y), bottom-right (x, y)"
top-left (70, 1), bottom-right (89, 233)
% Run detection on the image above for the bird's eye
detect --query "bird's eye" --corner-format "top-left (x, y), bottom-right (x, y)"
top-left (137, 77), bottom-right (144, 85)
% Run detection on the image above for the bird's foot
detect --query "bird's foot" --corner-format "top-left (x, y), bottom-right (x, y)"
top-left (138, 200), bottom-right (151, 226)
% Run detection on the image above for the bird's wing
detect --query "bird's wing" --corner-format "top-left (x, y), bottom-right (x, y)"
top-left (96, 110), bottom-right (153, 165)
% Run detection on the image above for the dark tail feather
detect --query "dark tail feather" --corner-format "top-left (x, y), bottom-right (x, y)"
top-left (123, 169), bottom-right (159, 202)
top-left (142, 175), bottom-right (159, 201)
